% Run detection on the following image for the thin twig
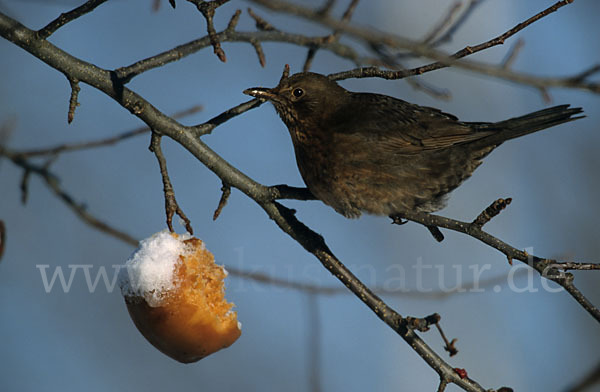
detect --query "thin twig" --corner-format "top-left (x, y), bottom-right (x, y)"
top-left (189, 0), bottom-right (230, 62)
top-left (37, 0), bottom-right (108, 39)
top-left (12, 105), bottom-right (202, 158)
top-left (250, 38), bottom-right (266, 67)
top-left (501, 38), bottom-right (524, 69)
top-left (435, 322), bottom-right (458, 357)
top-left (149, 133), bottom-right (194, 234)
top-left (327, 0), bottom-right (577, 81)
top-left (19, 166), bottom-right (30, 204)
top-left (248, 7), bottom-right (276, 31)
top-left (422, 1), bottom-right (462, 44)
top-left (1, 149), bottom-right (138, 245)
top-left (303, 0), bottom-right (360, 72)
top-left (193, 99), bottom-right (263, 137)
top-left (113, 30), bottom-right (360, 84)
top-left (67, 77), bottom-right (80, 124)
top-left (472, 197), bottom-right (512, 227)
top-left (388, 207), bottom-right (600, 323)
top-left (437, 378), bottom-right (449, 392)
top-left (226, 9), bottom-right (241, 31)
top-left (429, 0), bottom-right (485, 47)
top-left (213, 182), bottom-right (231, 220)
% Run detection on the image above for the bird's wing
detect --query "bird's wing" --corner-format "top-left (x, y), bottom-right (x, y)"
top-left (329, 93), bottom-right (494, 154)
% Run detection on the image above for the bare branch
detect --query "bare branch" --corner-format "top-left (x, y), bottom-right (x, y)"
top-left (390, 207), bottom-right (600, 323)
top-left (0, 147), bottom-right (138, 245)
top-left (149, 133), bottom-right (194, 234)
top-left (193, 99), bottom-right (263, 137)
top-left (113, 29), bottom-right (361, 84)
top-left (12, 105), bottom-right (201, 158)
top-left (37, 0), bottom-right (108, 39)
top-left (303, 0), bottom-right (360, 72)
top-left (0, 17), bottom-right (492, 389)
top-left (243, 0), bottom-right (596, 94)
top-left (247, 7), bottom-right (276, 31)
top-left (1, 5), bottom-right (596, 390)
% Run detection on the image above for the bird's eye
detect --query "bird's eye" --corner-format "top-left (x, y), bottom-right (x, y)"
top-left (292, 88), bottom-right (304, 98)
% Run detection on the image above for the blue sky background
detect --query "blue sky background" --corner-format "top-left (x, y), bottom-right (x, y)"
top-left (1, 1), bottom-right (599, 391)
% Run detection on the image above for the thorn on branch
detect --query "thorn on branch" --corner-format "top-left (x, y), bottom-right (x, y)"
top-left (247, 8), bottom-right (276, 31)
top-left (67, 77), bottom-right (81, 124)
top-left (193, 0), bottom-right (231, 62)
top-left (472, 197), bottom-right (512, 227)
top-left (149, 133), bottom-right (194, 234)
top-left (250, 39), bottom-right (266, 67)
top-left (213, 182), bottom-right (231, 220)
top-left (226, 9), bottom-right (242, 32)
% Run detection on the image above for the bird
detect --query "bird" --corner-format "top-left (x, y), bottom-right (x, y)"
top-left (244, 70), bottom-right (583, 238)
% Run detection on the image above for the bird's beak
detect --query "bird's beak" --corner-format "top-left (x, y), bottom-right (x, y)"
top-left (243, 87), bottom-right (277, 101)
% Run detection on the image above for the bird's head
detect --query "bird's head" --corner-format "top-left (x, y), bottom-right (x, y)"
top-left (244, 67), bottom-right (348, 128)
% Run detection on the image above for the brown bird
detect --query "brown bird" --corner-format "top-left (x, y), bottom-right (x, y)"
top-left (244, 71), bottom-right (583, 237)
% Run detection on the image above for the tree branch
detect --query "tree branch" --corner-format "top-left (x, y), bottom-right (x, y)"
top-left (0, 13), bottom-right (492, 391)
top-left (248, 0), bottom-right (599, 94)
top-left (37, 0), bottom-right (109, 39)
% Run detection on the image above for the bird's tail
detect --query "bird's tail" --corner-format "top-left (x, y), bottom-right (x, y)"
top-left (472, 105), bottom-right (584, 147)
